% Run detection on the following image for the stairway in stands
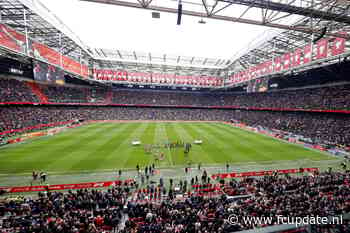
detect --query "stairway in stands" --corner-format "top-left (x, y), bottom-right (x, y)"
top-left (26, 82), bottom-right (49, 103)
top-left (85, 88), bottom-right (91, 103)
top-left (105, 90), bottom-right (113, 104)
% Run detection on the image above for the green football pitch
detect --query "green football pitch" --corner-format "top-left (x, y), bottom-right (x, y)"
top-left (0, 122), bottom-right (334, 174)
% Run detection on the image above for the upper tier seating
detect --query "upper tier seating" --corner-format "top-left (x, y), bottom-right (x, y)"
top-left (0, 78), bottom-right (38, 102)
top-left (1, 77), bottom-right (350, 111)
top-left (41, 85), bottom-right (87, 103)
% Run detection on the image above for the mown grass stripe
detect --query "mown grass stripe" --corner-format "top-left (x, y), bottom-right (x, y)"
top-left (177, 123), bottom-right (216, 165)
top-left (201, 123), bottom-right (272, 162)
top-left (156, 123), bottom-right (174, 166)
top-left (66, 123), bottom-right (136, 171)
top-left (0, 122), bottom-right (335, 174)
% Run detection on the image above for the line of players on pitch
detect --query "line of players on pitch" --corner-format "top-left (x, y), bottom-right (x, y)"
top-left (144, 141), bottom-right (192, 161)
top-left (144, 141), bottom-right (191, 151)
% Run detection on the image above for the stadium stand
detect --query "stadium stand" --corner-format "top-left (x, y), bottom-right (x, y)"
top-left (0, 106), bottom-right (349, 146)
top-left (123, 171), bottom-right (350, 233)
top-left (26, 82), bottom-right (48, 103)
top-left (230, 111), bottom-right (350, 146)
top-left (1, 75), bottom-right (350, 147)
top-left (1, 0), bottom-right (350, 232)
top-left (2, 77), bottom-right (350, 111)
top-left (0, 185), bottom-right (132, 232)
top-left (0, 77), bottom-right (38, 103)
top-left (86, 88), bottom-right (110, 103)
top-left (41, 85), bottom-right (87, 103)
top-left (0, 171), bottom-right (349, 232)
top-left (111, 85), bottom-right (350, 110)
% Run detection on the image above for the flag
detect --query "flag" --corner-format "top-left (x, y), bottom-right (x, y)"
top-left (274, 56), bottom-right (282, 72)
top-left (266, 60), bottom-right (273, 73)
top-left (316, 39), bottom-right (328, 59)
top-left (331, 33), bottom-right (346, 56)
top-left (303, 44), bottom-right (312, 64)
top-left (292, 48), bottom-right (302, 67)
top-left (283, 53), bottom-right (291, 70)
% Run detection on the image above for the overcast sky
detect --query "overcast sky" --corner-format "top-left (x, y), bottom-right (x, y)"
top-left (40, 0), bottom-right (280, 60)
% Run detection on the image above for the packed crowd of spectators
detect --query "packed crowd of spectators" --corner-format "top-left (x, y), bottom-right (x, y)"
top-left (110, 85), bottom-right (350, 110)
top-left (1, 77), bottom-right (350, 110)
top-left (112, 90), bottom-right (209, 106)
top-left (123, 171), bottom-right (350, 233)
top-left (0, 106), bottom-right (350, 146)
top-left (0, 183), bottom-right (135, 233)
top-left (1, 171), bottom-right (349, 232)
top-left (87, 88), bottom-right (109, 103)
top-left (232, 84), bottom-right (350, 110)
top-left (0, 107), bottom-right (232, 134)
top-left (41, 85), bottom-right (88, 103)
top-left (0, 78), bottom-right (38, 102)
top-left (230, 110), bottom-right (350, 146)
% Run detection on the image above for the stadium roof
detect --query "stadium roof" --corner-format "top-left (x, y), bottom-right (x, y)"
top-left (0, 0), bottom-right (90, 62)
top-left (38, 0), bottom-right (278, 75)
top-left (1, 0), bottom-right (350, 78)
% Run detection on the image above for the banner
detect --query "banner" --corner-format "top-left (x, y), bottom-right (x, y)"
top-left (303, 44), bottom-right (312, 64)
top-left (283, 53), bottom-right (291, 70)
top-left (274, 56), bottom-right (282, 72)
top-left (81, 64), bottom-right (89, 77)
top-left (33, 42), bottom-right (61, 67)
top-left (0, 179), bottom-right (135, 193)
top-left (266, 60), bottom-right (273, 73)
top-left (292, 48), bottom-right (302, 67)
top-left (211, 168), bottom-right (319, 179)
top-left (228, 32), bottom-right (347, 86)
top-left (92, 69), bottom-right (223, 87)
top-left (62, 55), bottom-right (82, 76)
top-left (331, 34), bottom-right (346, 56)
top-left (7, 138), bottom-right (22, 144)
top-left (316, 39), bottom-right (328, 59)
top-left (0, 24), bottom-right (26, 54)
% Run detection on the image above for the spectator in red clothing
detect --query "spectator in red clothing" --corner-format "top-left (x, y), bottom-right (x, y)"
top-left (94, 215), bottom-right (104, 226)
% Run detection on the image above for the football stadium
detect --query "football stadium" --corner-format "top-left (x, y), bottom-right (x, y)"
top-left (0, 0), bottom-right (350, 232)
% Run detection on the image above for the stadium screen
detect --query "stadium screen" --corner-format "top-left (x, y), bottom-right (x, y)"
top-left (33, 60), bottom-right (65, 85)
top-left (247, 77), bottom-right (269, 93)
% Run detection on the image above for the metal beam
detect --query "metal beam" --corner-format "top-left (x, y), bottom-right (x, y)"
top-left (190, 56), bottom-right (195, 64)
top-left (117, 50), bottom-right (123, 58)
top-left (80, 0), bottom-right (350, 39)
top-left (63, 45), bottom-right (78, 55)
top-left (219, 0), bottom-right (350, 24)
top-left (100, 49), bottom-right (107, 57)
